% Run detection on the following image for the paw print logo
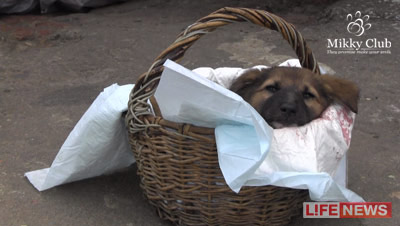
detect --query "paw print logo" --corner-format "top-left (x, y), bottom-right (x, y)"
top-left (346, 11), bottom-right (371, 36)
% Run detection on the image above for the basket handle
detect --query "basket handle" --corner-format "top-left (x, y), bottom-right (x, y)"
top-left (127, 7), bottom-right (320, 133)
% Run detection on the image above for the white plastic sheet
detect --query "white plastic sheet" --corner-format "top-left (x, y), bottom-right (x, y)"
top-left (155, 61), bottom-right (273, 193)
top-left (25, 84), bottom-right (135, 191)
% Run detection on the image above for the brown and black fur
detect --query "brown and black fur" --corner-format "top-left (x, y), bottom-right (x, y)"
top-left (230, 67), bottom-right (360, 129)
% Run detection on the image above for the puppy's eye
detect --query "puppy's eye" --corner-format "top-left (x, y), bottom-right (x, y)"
top-left (265, 85), bottom-right (279, 93)
top-left (303, 91), bottom-right (315, 99)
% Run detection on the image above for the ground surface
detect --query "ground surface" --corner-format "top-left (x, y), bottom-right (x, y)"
top-left (0, 0), bottom-right (399, 225)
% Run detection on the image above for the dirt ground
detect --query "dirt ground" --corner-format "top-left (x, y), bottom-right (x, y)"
top-left (0, 0), bottom-right (399, 225)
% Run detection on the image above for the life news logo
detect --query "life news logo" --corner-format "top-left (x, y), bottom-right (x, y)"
top-left (327, 11), bottom-right (392, 55)
top-left (303, 202), bottom-right (392, 218)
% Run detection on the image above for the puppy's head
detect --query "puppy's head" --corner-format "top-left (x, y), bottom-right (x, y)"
top-left (230, 67), bottom-right (359, 129)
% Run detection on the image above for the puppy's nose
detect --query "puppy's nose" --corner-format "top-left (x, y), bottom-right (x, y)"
top-left (280, 103), bottom-right (297, 115)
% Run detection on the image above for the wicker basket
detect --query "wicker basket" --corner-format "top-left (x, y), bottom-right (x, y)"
top-left (126, 7), bottom-right (320, 226)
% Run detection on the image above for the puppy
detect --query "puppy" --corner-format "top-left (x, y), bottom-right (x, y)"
top-left (230, 67), bottom-right (359, 129)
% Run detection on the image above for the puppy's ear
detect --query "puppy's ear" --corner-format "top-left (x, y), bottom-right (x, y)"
top-left (320, 75), bottom-right (360, 113)
top-left (230, 68), bottom-right (269, 97)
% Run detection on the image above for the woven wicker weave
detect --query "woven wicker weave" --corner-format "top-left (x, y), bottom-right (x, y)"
top-left (126, 7), bottom-right (319, 226)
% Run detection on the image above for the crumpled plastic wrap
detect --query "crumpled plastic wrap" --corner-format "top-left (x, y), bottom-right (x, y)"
top-left (0, 0), bottom-right (38, 14)
top-left (0, 0), bottom-right (125, 14)
top-left (25, 84), bottom-right (135, 191)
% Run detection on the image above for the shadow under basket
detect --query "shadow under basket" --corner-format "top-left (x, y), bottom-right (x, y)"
top-left (126, 7), bottom-right (318, 226)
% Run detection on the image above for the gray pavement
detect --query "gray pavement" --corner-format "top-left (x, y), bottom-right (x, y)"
top-left (0, 0), bottom-right (399, 225)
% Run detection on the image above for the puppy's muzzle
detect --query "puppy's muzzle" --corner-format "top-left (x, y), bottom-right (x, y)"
top-left (277, 88), bottom-right (303, 119)
top-left (262, 88), bottom-right (311, 128)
